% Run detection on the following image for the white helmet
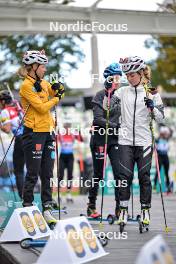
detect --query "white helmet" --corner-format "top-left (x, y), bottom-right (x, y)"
top-left (22, 50), bottom-right (48, 65)
top-left (120, 56), bottom-right (146, 74)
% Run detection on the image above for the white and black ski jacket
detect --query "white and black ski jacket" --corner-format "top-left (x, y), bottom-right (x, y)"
top-left (114, 84), bottom-right (164, 147)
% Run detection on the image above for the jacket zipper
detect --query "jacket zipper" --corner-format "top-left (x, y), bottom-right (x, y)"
top-left (133, 87), bottom-right (137, 146)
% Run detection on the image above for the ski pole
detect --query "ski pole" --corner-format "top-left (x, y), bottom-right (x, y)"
top-left (54, 106), bottom-right (61, 220)
top-left (99, 84), bottom-right (114, 226)
top-left (131, 183), bottom-right (134, 219)
top-left (143, 82), bottom-right (170, 233)
top-left (4, 82), bottom-right (24, 119)
top-left (153, 144), bottom-right (170, 232)
top-left (0, 104), bottom-right (30, 170)
top-left (77, 128), bottom-right (85, 190)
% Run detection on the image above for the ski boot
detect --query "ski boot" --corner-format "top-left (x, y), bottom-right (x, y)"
top-left (117, 208), bottom-right (128, 233)
top-left (43, 204), bottom-right (58, 230)
top-left (66, 192), bottom-right (74, 203)
top-left (87, 204), bottom-right (101, 219)
top-left (139, 209), bottom-right (150, 233)
top-left (50, 200), bottom-right (67, 215)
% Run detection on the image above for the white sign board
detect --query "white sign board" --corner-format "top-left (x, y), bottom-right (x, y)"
top-left (37, 216), bottom-right (108, 264)
top-left (0, 206), bottom-right (51, 242)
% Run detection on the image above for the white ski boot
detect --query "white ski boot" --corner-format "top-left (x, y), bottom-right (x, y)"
top-left (139, 209), bottom-right (150, 233)
top-left (117, 208), bottom-right (128, 233)
top-left (43, 204), bottom-right (57, 230)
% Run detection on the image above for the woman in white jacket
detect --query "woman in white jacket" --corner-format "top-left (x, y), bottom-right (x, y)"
top-left (114, 56), bottom-right (164, 229)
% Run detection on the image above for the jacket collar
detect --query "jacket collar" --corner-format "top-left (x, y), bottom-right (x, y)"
top-left (129, 84), bottom-right (145, 92)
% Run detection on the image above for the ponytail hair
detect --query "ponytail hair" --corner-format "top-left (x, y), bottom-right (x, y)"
top-left (17, 65), bottom-right (32, 78)
top-left (139, 65), bottom-right (152, 85)
top-left (143, 65), bottom-right (152, 83)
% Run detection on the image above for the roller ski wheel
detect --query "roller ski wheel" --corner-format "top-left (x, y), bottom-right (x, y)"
top-left (139, 221), bottom-right (149, 233)
top-left (20, 238), bottom-right (47, 248)
top-left (20, 238), bottom-right (33, 249)
top-left (98, 234), bottom-right (108, 247)
top-left (107, 214), bottom-right (116, 225)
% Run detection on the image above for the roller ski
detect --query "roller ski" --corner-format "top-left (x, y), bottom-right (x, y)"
top-left (112, 205), bottom-right (139, 223)
top-left (43, 204), bottom-right (58, 230)
top-left (80, 212), bottom-right (116, 225)
top-left (87, 204), bottom-right (101, 218)
top-left (80, 204), bottom-right (116, 224)
top-left (20, 238), bottom-right (47, 249)
top-left (117, 209), bottom-right (128, 233)
top-left (50, 200), bottom-right (68, 215)
top-left (138, 209), bottom-right (150, 233)
top-left (80, 204), bottom-right (101, 221)
top-left (66, 192), bottom-right (74, 203)
top-left (99, 206), bottom-right (120, 225)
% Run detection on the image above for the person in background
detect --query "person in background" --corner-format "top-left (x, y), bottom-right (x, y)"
top-left (154, 126), bottom-right (172, 193)
top-left (0, 90), bottom-right (25, 199)
top-left (58, 122), bottom-right (83, 203)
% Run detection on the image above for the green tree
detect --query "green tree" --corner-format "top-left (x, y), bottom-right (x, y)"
top-left (145, 1), bottom-right (176, 92)
top-left (0, 34), bottom-right (85, 90)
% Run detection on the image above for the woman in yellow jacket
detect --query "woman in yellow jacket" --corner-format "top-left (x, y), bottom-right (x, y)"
top-left (19, 50), bottom-right (64, 225)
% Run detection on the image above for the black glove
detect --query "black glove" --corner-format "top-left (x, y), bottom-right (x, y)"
top-left (144, 97), bottom-right (154, 111)
top-left (104, 78), bottom-right (113, 89)
top-left (51, 82), bottom-right (65, 99)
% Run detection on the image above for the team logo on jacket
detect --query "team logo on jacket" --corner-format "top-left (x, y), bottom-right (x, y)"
top-left (36, 144), bottom-right (42, 151)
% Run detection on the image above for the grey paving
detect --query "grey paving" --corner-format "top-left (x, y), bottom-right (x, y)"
top-left (0, 193), bottom-right (176, 264)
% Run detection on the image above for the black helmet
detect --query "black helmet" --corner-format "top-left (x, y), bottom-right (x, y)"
top-left (0, 90), bottom-right (12, 104)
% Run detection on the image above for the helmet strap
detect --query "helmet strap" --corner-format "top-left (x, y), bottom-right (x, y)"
top-left (31, 64), bottom-right (41, 81)
top-left (134, 72), bottom-right (143, 87)
top-left (28, 64), bottom-right (42, 92)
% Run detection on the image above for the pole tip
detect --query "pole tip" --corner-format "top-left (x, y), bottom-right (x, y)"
top-left (165, 226), bottom-right (172, 233)
top-left (99, 222), bottom-right (104, 229)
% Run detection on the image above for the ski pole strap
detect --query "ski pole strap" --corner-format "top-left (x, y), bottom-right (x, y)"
top-left (143, 83), bottom-right (155, 146)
